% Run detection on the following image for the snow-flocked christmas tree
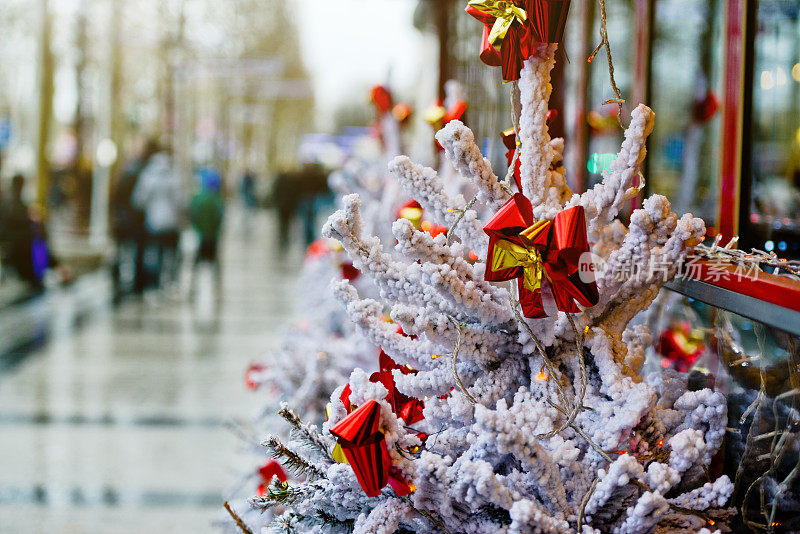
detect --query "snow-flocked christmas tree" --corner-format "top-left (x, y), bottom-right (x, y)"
top-left (244, 12), bottom-right (734, 534)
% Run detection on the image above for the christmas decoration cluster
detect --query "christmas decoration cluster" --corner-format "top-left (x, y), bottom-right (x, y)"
top-left (233, 4), bottom-right (738, 533)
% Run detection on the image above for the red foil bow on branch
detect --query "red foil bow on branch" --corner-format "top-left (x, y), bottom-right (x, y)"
top-left (329, 400), bottom-right (414, 497)
top-left (372, 350), bottom-right (425, 425)
top-left (466, 0), bottom-right (571, 81)
top-left (483, 193), bottom-right (598, 317)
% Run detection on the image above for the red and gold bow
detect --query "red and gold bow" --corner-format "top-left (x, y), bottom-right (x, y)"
top-left (424, 99), bottom-right (469, 151)
top-left (466, 0), bottom-right (571, 81)
top-left (330, 400), bottom-right (414, 497)
top-left (483, 193), bottom-right (598, 317)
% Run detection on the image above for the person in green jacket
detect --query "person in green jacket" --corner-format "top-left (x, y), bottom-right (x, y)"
top-left (189, 168), bottom-right (224, 298)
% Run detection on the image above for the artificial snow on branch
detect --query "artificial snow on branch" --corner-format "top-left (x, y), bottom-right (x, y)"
top-left (247, 40), bottom-right (727, 534)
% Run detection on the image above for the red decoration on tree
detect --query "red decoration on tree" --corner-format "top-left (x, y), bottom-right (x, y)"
top-left (392, 102), bottom-right (414, 126)
top-left (305, 239), bottom-right (331, 260)
top-left (483, 193), bottom-right (598, 317)
top-left (397, 200), bottom-right (448, 238)
top-left (397, 200), bottom-right (424, 229)
top-left (341, 262), bottom-right (360, 281)
top-left (656, 321), bottom-right (705, 373)
top-left (501, 128), bottom-right (523, 192)
top-left (425, 99), bottom-right (469, 150)
top-left (369, 85), bottom-right (393, 115)
top-left (329, 400), bottom-right (413, 497)
top-left (466, 0), bottom-right (571, 82)
top-left (245, 363), bottom-right (265, 391)
top-left (372, 350), bottom-right (425, 425)
top-left (502, 110), bottom-right (556, 192)
top-left (691, 90), bottom-right (719, 123)
top-left (339, 383), bottom-right (353, 412)
top-left (256, 461), bottom-right (288, 496)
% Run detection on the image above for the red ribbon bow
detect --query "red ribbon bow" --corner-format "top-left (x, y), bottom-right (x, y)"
top-left (466, 0), bottom-right (571, 81)
top-left (329, 400), bottom-right (414, 497)
top-left (483, 193), bottom-right (598, 317)
top-left (339, 352), bottom-right (425, 426)
top-left (372, 350), bottom-right (425, 425)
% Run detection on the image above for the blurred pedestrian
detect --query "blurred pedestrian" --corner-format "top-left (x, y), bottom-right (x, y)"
top-left (241, 170), bottom-right (256, 210)
top-left (189, 167), bottom-right (224, 299)
top-left (110, 138), bottom-right (157, 300)
top-left (240, 169), bottom-right (257, 237)
top-left (132, 148), bottom-right (183, 292)
top-left (0, 174), bottom-right (70, 290)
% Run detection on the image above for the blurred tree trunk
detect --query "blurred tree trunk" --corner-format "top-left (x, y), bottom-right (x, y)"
top-left (36, 0), bottom-right (54, 212)
top-left (73, 0), bottom-right (92, 231)
top-left (109, 0), bottom-right (123, 184)
top-left (73, 0), bottom-right (88, 163)
top-left (569, 0), bottom-right (594, 194)
top-left (435, 0), bottom-right (455, 101)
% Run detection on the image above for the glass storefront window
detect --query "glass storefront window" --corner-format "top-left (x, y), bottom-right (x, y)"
top-left (584, 0), bottom-right (633, 189)
top-left (748, 1), bottom-right (800, 257)
top-left (648, 0), bottom-right (724, 226)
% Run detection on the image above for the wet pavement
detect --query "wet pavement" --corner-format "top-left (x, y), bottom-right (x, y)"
top-left (0, 210), bottom-right (301, 533)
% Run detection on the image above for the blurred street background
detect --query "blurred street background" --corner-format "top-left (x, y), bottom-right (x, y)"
top-left (0, 209), bottom-right (302, 532)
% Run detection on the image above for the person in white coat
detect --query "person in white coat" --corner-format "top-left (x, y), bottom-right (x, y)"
top-left (132, 151), bottom-right (183, 290)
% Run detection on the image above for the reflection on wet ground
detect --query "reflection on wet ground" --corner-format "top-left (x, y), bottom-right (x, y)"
top-left (0, 210), bottom-right (300, 533)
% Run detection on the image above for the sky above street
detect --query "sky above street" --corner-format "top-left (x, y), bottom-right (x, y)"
top-left (295, 0), bottom-right (428, 126)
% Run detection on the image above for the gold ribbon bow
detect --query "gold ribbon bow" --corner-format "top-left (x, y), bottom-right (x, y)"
top-left (490, 219), bottom-right (550, 293)
top-left (468, 0), bottom-right (528, 50)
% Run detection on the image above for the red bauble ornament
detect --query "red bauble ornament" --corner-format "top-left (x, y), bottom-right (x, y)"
top-left (656, 321), bottom-right (705, 373)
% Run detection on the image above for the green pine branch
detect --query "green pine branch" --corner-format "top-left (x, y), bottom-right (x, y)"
top-left (263, 436), bottom-right (327, 480)
top-left (270, 510), bottom-right (355, 533)
top-left (278, 404), bottom-right (334, 463)
top-left (251, 480), bottom-right (316, 509)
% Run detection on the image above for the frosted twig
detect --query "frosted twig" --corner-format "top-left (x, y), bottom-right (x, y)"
top-left (590, 0), bottom-right (626, 128)
top-left (446, 196), bottom-right (478, 246)
top-left (536, 313), bottom-right (588, 439)
top-left (511, 296), bottom-right (568, 408)
top-left (433, 318), bottom-right (476, 404)
top-left (224, 501), bottom-right (254, 534)
top-left (578, 478), bottom-right (599, 530)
